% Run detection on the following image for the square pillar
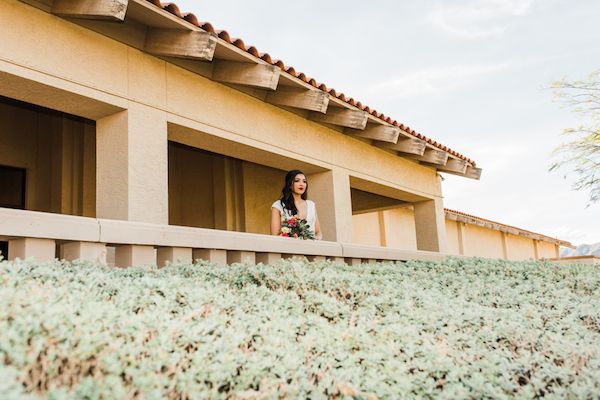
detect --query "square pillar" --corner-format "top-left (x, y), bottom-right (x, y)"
top-left (61, 242), bottom-right (107, 263)
top-left (193, 249), bottom-right (227, 266)
top-left (115, 245), bottom-right (155, 267)
top-left (8, 238), bottom-right (55, 262)
top-left (457, 222), bottom-right (468, 256)
top-left (157, 247), bottom-right (192, 267)
top-left (308, 169), bottom-right (353, 242)
top-left (501, 232), bottom-right (508, 259)
top-left (413, 198), bottom-right (447, 252)
top-left (256, 252), bottom-right (281, 265)
top-left (327, 256), bottom-right (346, 264)
top-left (307, 255), bottom-right (326, 262)
top-left (96, 104), bottom-right (168, 224)
top-left (345, 258), bottom-right (362, 266)
top-left (227, 251), bottom-right (255, 265)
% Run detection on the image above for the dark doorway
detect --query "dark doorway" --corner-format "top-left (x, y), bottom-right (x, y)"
top-left (0, 165), bottom-right (25, 260)
top-left (0, 164), bottom-right (26, 209)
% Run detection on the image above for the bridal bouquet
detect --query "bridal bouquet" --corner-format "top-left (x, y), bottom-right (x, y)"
top-left (279, 215), bottom-right (315, 240)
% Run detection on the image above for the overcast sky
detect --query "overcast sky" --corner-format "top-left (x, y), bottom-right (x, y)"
top-left (174, 0), bottom-right (600, 245)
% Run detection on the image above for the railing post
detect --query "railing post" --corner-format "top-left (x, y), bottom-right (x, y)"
top-left (114, 244), bottom-right (155, 267)
top-left (227, 251), bottom-right (255, 265)
top-left (256, 252), bottom-right (281, 264)
top-left (157, 247), bottom-right (192, 267)
top-left (193, 249), bottom-right (227, 266)
top-left (62, 242), bottom-right (107, 263)
top-left (8, 238), bottom-right (55, 262)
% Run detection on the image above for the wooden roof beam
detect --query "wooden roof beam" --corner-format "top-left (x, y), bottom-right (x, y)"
top-left (438, 164), bottom-right (482, 180)
top-left (408, 148), bottom-right (449, 166)
top-left (376, 138), bottom-right (426, 155)
top-left (52, 0), bottom-right (129, 22)
top-left (309, 108), bottom-right (368, 129)
top-left (265, 87), bottom-right (329, 113)
top-left (346, 124), bottom-right (400, 143)
top-left (464, 166), bottom-right (482, 180)
top-left (212, 60), bottom-right (280, 90)
top-left (144, 29), bottom-right (217, 61)
top-left (438, 158), bottom-right (468, 174)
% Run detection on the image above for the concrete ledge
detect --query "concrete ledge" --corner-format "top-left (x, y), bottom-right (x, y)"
top-left (547, 256), bottom-right (600, 266)
top-left (99, 218), bottom-right (343, 256)
top-left (341, 243), bottom-right (447, 261)
top-left (0, 208), bottom-right (456, 264)
top-left (0, 208), bottom-right (100, 242)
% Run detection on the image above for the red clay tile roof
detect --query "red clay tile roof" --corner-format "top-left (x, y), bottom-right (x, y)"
top-left (444, 208), bottom-right (573, 247)
top-left (145, 1), bottom-right (476, 166)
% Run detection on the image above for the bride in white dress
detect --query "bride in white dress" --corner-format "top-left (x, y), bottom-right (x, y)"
top-left (271, 170), bottom-right (322, 240)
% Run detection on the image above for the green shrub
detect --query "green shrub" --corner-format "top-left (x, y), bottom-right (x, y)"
top-left (1, 257), bottom-right (599, 399)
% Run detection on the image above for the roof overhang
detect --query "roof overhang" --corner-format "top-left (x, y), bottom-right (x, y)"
top-left (22, 0), bottom-right (481, 180)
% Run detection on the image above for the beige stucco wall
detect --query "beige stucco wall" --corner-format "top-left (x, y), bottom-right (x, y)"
top-left (383, 208), bottom-right (418, 250)
top-left (168, 143), bottom-right (215, 229)
top-left (0, 100), bottom-right (94, 216)
top-left (538, 241), bottom-right (559, 259)
top-left (242, 162), bottom-right (283, 235)
top-left (167, 142), bottom-right (286, 234)
top-left (506, 234), bottom-right (536, 260)
top-left (352, 212), bottom-right (382, 246)
top-left (352, 207), bottom-right (417, 250)
top-left (351, 206), bottom-right (560, 261)
top-left (461, 224), bottom-right (505, 259)
top-left (445, 220), bottom-right (461, 256)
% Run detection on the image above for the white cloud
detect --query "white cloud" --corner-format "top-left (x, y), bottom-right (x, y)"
top-left (368, 62), bottom-right (513, 98)
top-left (429, 0), bottom-right (536, 39)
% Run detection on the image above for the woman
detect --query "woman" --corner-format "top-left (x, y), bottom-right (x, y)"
top-left (271, 170), bottom-right (322, 240)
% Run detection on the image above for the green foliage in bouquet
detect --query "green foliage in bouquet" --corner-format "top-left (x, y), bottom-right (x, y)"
top-left (1, 257), bottom-right (600, 399)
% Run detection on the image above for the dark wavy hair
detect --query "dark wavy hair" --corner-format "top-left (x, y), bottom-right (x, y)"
top-left (280, 169), bottom-right (308, 216)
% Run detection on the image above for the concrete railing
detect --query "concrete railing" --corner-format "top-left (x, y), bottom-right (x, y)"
top-left (0, 208), bottom-right (446, 267)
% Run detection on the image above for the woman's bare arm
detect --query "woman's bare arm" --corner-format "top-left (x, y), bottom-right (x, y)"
top-left (314, 208), bottom-right (323, 240)
top-left (271, 207), bottom-right (282, 235)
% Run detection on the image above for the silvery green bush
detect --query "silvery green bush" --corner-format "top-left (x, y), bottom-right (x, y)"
top-left (1, 257), bottom-right (599, 399)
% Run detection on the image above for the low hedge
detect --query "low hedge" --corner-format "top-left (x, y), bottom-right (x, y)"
top-left (1, 257), bottom-right (599, 399)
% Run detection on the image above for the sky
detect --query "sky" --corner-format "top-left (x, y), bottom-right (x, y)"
top-left (173, 0), bottom-right (600, 245)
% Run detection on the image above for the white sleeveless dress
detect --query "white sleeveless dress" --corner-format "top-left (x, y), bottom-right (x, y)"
top-left (271, 200), bottom-right (316, 236)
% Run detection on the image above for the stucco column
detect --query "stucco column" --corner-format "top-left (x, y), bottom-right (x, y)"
top-left (96, 103), bottom-right (168, 224)
top-left (308, 169), bottom-right (353, 242)
top-left (457, 222), bottom-right (468, 256)
top-left (413, 198), bottom-right (447, 252)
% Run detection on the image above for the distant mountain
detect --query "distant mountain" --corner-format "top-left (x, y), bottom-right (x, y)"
top-left (561, 242), bottom-right (600, 257)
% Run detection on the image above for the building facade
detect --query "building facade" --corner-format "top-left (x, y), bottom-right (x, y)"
top-left (0, 0), bottom-right (569, 266)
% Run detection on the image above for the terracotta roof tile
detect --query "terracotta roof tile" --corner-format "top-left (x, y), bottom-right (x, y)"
top-left (145, 0), bottom-right (476, 165)
top-left (201, 22), bottom-right (215, 32)
top-left (232, 38), bottom-right (246, 50)
top-left (246, 46), bottom-right (259, 57)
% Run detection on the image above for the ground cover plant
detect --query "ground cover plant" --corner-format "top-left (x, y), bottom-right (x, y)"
top-left (1, 257), bottom-right (599, 399)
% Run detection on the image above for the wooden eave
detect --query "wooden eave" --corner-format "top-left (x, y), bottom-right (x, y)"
top-left (19, 0), bottom-right (481, 180)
